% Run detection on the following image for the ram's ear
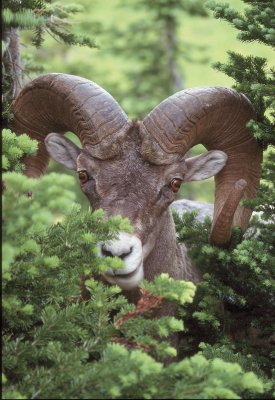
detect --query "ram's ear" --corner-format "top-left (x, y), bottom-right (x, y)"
top-left (184, 150), bottom-right (228, 182)
top-left (45, 133), bottom-right (81, 170)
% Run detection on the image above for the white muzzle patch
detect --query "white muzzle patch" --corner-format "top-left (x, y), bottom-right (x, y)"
top-left (99, 232), bottom-right (144, 290)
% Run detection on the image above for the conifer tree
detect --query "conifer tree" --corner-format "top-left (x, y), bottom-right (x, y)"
top-left (2, 0), bottom-right (97, 125)
top-left (173, 1), bottom-right (274, 392)
top-left (107, 0), bottom-right (208, 118)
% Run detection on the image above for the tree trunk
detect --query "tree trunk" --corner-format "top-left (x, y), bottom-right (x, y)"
top-left (3, 28), bottom-right (22, 99)
top-left (164, 17), bottom-right (184, 92)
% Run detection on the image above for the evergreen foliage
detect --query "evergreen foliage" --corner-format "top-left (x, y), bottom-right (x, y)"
top-left (2, 0), bottom-right (97, 49)
top-left (207, 0), bottom-right (275, 146)
top-left (2, 84), bottom-right (265, 400)
top-left (2, 129), bottom-right (38, 172)
top-left (2, 177), bottom-right (264, 399)
top-left (3, 8), bottom-right (46, 30)
top-left (4, 161), bottom-right (261, 398)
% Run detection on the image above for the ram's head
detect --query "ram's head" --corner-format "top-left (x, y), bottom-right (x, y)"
top-left (12, 74), bottom-right (262, 289)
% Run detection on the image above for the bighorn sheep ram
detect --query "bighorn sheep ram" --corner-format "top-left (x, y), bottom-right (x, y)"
top-left (13, 73), bottom-right (262, 299)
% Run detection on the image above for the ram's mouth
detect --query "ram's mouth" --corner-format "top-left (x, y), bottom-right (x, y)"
top-left (103, 261), bottom-right (144, 290)
top-left (105, 261), bottom-right (142, 279)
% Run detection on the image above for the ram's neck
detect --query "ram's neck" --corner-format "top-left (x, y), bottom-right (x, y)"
top-left (144, 210), bottom-right (201, 284)
top-left (122, 210), bottom-right (201, 305)
top-left (143, 210), bottom-right (182, 281)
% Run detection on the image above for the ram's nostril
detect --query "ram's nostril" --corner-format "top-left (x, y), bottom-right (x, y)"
top-left (101, 246), bottom-right (133, 259)
top-left (120, 247), bottom-right (132, 260)
top-left (101, 248), bottom-right (114, 258)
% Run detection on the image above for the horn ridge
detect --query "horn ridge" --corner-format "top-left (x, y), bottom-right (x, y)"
top-left (12, 73), bottom-right (129, 176)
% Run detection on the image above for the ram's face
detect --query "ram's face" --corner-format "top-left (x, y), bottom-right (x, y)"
top-left (45, 128), bottom-right (227, 290)
top-left (75, 136), bottom-right (188, 289)
top-left (76, 146), bottom-right (185, 240)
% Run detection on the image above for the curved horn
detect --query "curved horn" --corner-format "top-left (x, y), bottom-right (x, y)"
top-left (140, 87), bottom-right (263, 246)
top-left (12, 73), bottom-right (130, 177)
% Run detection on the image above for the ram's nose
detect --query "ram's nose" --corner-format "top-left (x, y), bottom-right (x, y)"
top-left (99, 232), bottom-right (142, 275)
top-left (99, 232), bottom-right (144, 289)
top-left (101, 246), bottom-right (132, 261)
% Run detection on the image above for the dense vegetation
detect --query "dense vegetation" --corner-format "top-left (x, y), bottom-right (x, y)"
top-left (2, 0), bottom-right (274, 398)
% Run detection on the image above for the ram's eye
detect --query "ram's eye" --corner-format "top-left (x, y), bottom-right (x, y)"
top-left (170, 178), bottom-right (182, 193)
top-left (78, 171), bottom-right (89, 184)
